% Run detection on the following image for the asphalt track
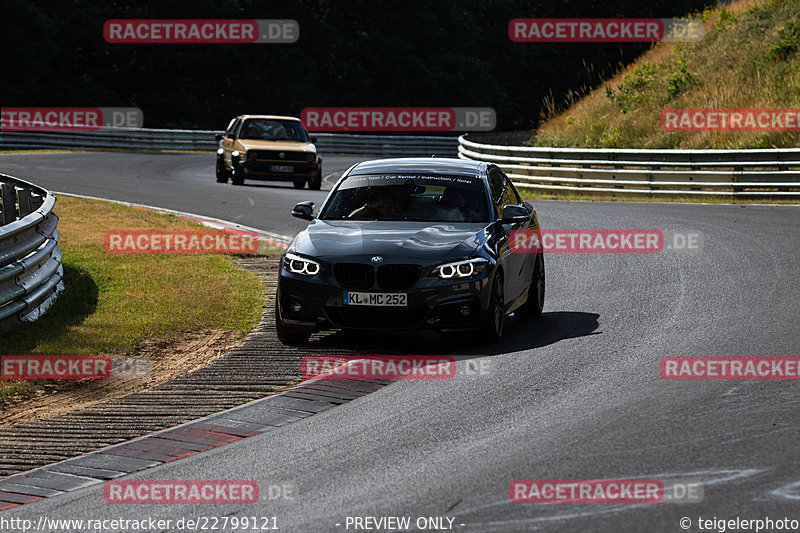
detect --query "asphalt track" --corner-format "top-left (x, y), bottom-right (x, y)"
top-left (2, 152), bottom-right (800, 532)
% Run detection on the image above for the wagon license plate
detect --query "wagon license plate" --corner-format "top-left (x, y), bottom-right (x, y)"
top-left (270, 165), bottom-right (294, 173)
top-left (343, 292), bottom-right (407, 307)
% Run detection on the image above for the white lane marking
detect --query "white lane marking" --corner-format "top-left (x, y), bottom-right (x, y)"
top-left (769, 480), bottom-right (800, 500)
top-left (248, 197), bottom-right (255, 206)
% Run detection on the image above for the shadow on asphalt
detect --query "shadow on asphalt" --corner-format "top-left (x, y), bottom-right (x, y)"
top-left (308, 311), bottom-right (600, 359)
top-left (227, 182), bottom-right (298, 190)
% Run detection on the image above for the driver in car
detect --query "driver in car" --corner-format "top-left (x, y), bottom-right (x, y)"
top-left (440, 187), bottom-right (480, 221)
top-left (348, 187), bottom-right (404, 219)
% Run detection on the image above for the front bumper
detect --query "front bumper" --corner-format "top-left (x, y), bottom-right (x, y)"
top-left (276, 264), bottom-right (494, 333)
top-left (241, 160), bottom-right (319, 181)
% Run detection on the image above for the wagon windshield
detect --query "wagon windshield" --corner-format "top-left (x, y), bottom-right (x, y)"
top-left (320, 174), bottom-right (490, 223)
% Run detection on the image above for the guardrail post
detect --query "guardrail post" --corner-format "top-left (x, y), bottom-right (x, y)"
top-left (17, 188), bottom-right (33, 217)
top-left (1, 183), bottom-right (18, 226)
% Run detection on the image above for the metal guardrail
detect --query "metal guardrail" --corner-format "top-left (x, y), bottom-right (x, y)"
top-left (458, 135), bottom-right (800, 198)
top-left (0, 128), bottom-right (459, 157)
top-left (0, 175), bottom-right (63, 327)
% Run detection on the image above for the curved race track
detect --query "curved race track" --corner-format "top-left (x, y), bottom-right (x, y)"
top-left (1, 152), bottom-right (800, 532)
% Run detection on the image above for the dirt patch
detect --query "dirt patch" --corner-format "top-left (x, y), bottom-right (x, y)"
top-left (0, 329), bottom-right (243, 428)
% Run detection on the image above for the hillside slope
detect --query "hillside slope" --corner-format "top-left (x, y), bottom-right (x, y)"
top-left (533, 0), bottom-right (800, 149)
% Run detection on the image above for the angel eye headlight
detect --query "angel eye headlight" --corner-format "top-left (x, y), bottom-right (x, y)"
top-left (433, 258), bottom-right (488, 280)
top-left (457, 263), bottom-right (474, 277)
top-left (284, 252), bottom-right (322, 276)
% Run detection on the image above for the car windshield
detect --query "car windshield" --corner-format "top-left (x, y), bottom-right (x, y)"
top-left (238, 119), bottom-right (309, 142)
top-left (320, 174), bottom-right (491, 223)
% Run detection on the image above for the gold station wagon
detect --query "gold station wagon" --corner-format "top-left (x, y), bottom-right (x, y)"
top-left (216, 115), bottom-right (322, 189)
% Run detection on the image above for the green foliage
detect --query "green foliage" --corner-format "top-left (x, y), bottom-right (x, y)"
top-left (666, 59), bottom-right (694, 96)
top-left (769, 15), bottom-right (800, 60)
top-left (605, 62), bottom-right (658, 113)
top-left (716, 8), bottom-right (739, 32)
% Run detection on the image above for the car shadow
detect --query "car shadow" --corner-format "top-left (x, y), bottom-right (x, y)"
top-left (310, 311), bottom-right (600, 357)
top-left (231, 182), bottom-right (297, 190)
top-left (231, 182), bottom-right (332, 192)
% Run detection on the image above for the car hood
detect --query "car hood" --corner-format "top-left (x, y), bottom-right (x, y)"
top-left (292, 220), bottom-right (489, 264)
top-left (237, 140), bottom-right (316, 153)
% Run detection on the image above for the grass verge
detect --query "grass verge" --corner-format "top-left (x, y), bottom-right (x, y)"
top-left (0, 195), bottom-right (264, 403)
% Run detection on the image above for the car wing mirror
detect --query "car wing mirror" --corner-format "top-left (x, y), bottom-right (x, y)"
top-left (215, 133), bottom-right (223, 143)
top-left (292, 201), bottom-right (315, 221)
top-left (501, 204), bottom-right (529, 224)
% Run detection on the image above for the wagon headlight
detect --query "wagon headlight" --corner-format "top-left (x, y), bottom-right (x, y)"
top-left (248, 151), bottom-right (258, 161)
top-left (284, 252), bottom-right (321, 276)
top-left (306, 152), bottom-right (317, 162)
top-left (433, 258), bottom-right (488, 279)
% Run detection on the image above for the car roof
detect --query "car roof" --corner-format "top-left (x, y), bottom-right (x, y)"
top-left (237, 115), bottom-right (302, 122)
top-left (348, 158), bottom-right (488, 178)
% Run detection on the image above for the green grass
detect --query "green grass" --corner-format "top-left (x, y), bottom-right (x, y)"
top-left (533, 0), bottom-right (800, 149)
top-left (0, 196), bottom-right (264, 400)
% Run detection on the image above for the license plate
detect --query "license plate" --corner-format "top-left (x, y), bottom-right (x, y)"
top-left (270, 165), bottom-right (294, 173)
top-left (343, 292), bottom-right (407, 306)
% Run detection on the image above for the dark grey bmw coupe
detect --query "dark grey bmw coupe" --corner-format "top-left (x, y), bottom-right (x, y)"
top-left (275, 158), bottom-right (545, 344)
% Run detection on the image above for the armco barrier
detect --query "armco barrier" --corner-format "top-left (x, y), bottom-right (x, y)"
top-left (458, 135), bottom-right (800, 198)
top-left (0, 174), bottom-right (63, 327)
top-left (0, 128), bottom-right (459, 157)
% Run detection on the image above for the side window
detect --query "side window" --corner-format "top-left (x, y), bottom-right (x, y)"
top-left (488, 170), bottom-right (506, 217)
top-left (233, 119), bottom-right (246, 138)
top-left (224, 118), bottom-right (240, 138)
top-left (500, 174), bottom-right (521, 207)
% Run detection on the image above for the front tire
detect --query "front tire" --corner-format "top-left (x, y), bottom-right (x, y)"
top-left (216, 158), bottom-right (229, 183)
top-left (231, 164), bottom-right (245, 186)
top-left (482, 272), bottom-right (505, 343)
top-left (516, 253), bottom-right (545, 319)
top-left (275, 301), bottom-right (311, 345)
top-left (308, 169), bottom-right (322, 191)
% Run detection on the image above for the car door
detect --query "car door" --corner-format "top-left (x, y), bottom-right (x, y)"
top-left (501, 171), bottom-right (536, 301)
top-left (488, 169), bottom-right (518, 307)
top-left (490, 169), bottom-right (531, 305)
